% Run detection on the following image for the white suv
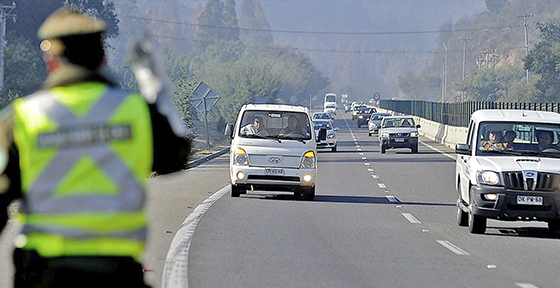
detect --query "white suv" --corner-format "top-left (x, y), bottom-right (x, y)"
top-left (456, 110), bottom-right (560, 234)
top-left (225, 104), bottom-right (326, 200)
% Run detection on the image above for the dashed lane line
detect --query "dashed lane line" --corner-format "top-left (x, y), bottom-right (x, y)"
top-left (386, 195), bottom-right (398, 203)
top-left (377, 183), bottom-right (387, 189)
top-left (515, 283), bottom-right (539, 288)
top-left (401, 213), bottom-right (422, 224)
top-left (436, 240), bottom-right (470, 256)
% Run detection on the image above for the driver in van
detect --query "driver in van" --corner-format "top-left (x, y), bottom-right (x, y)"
top-left (536, 130), bottom-right (555, 151)
top-left (241, 116), bottom-right (268, 136)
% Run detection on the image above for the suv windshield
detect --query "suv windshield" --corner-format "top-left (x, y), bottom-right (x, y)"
top-left (313, 121), bottom-right (333, 130)
top-left (476, 121), bottom-right (560, 157)
top-left (382, 117), bottom-right (415, 128)
top-left (239, 110), bottom-right (312, 140)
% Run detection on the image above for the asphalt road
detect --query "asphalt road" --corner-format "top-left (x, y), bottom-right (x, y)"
top-left (186, 113), bottom-right (559, 288)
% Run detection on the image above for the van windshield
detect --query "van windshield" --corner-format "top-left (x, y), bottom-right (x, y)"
top-left (239, 110), bottom-right (312, 140)
top-left (476, 121), bottom-right (560, 158)
top-left (325, 95), bottom-right (336, 103)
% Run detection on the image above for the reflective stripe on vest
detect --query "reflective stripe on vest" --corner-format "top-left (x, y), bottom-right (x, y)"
top-left (23, 89), bottom-right (145, 214)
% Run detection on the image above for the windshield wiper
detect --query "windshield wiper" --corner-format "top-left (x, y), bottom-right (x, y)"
top-left (276, 135), bottom-right (308, 143)
top-left (480, 149), bottom-right (523, 156)
top-left (516, 150), bottom-right (560, 158)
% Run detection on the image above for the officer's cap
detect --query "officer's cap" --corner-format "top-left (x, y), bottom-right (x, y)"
top-left (38, 7), bottom-right (106, 40)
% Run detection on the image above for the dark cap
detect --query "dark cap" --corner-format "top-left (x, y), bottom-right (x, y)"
top-left (254, 117), bottom-right (262, 123)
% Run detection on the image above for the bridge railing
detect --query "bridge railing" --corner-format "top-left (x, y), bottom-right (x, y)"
top-left (379, 100), bottom-right (560, 127)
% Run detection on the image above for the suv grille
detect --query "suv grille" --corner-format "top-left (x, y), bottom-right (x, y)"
top-left (390, 133), bottom-right (409, 137)
top-left (503, 172), bottom-right (558, 191)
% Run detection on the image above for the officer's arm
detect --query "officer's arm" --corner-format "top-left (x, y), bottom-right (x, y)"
top-left (149, 104), bottom-right (191, 175)
top-left (0, 108), bottom-right (21, 234)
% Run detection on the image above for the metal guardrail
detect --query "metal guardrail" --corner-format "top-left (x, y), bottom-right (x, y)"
top-left (379, 100), bottom-right (560, 127)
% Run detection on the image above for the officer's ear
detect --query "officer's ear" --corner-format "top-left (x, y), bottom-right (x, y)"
top-left (43, 53), bottom-right (62, 73)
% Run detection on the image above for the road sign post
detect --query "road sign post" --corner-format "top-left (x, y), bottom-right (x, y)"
top-left (191, 81), bottom-right (220, 148)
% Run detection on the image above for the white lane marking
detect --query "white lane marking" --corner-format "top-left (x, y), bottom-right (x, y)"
top-left (515, 283), bottom-right (539, 288)
top-left (162, 185), bottom-right (229, 288)
top-left (419, 140), bottom-right (456, 160)
top-left (436, 240), bottom-right (470, 255)
top-left (364, 163), bottom-right (370, 166)
top-left (422, 229), bottom-right (430, 232)
top-left (367, 168), bottom-right (374, 172)
top-left (386, 195), bottom-right (398, 203)
top-left (359, 152), bottom-right (364, 156)
top-left (487, 264), bottom-right (498, 269)
top-left (371, 175), bottom-right (379, 179)
top-left (357, 148), bottom-right (362, 151)
top-left (396, 205), bottom-right (402, 208)
top-left (401, 213), bottom-right (422, 224)
top-left (377, 183), bottom-right (387, 189)
top-left (354, 141), bottom-right (358, 145)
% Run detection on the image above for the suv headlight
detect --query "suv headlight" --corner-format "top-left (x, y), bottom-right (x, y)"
top-left (410, 132), bottom-right (418, 137)
top-left (359, 115), bottom-right (364, 119)
top-left (327, 134), bottom-right (335, 139)
top-left (234, 148), bottom-right (248, 166)
top-left (477, 170), bottom-right (500, 185)
top-left (300, 151), bottom-right (316, 169)
top-left (381, 132), bottom-right (390, 138)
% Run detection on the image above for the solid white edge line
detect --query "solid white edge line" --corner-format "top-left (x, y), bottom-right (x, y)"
top-left (386, 195), bottom-right (398, 203)
top-left (419, 140), bottom-right (456, 160)
top-left (515, 283), bottom-right (540, 288)
top-left (162, 185), bottom-right (230, 288)
top-left (436, 240), bottom-right (470, 255)
top-left (401, 213), bottom-right (422, 224)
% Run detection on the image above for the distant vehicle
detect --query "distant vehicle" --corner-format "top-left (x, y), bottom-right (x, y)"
top-left (378, 116), bottom-right (420, 154)
top-left (324, 93), bottom-right (337, 110)
top-left (356, 107), bottom-right (377, 128)
top-left (313, 119), bottom-right (339, 152)
top-left (455, 110), bottom-right (560, 234)
top-left (313, 112), bottom-right (332, 120)
top-left (368, 112), bottom-right (391, 136)
top-left (351, 103), bottom-right (366, 120)
top-left (324, 103), bottom-right (337, 116)
top-left (224, 104), bottom-right (327, 200)
top-left (341, 94), bottom-right (349, 105)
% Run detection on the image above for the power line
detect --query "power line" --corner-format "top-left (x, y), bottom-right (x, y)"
top-left (149, 33), bottom-right (525, 55)
top-left (124, 14), bottom-right (521, 36)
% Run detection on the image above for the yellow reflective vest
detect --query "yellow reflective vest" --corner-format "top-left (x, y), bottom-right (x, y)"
top-left (12, 82), bottom-right (153, 259)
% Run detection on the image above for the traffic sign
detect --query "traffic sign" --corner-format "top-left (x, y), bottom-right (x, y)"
top-left (373, 92), bottom-right (381, 101)
top-left (191, 81), bottom-right (220, 112)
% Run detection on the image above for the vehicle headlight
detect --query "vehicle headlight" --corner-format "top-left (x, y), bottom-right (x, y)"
top-left (477, 170), bottom-right (500, 185)
top-left (381, 132), bottom-right (390, 138)
top-left (327, 134), bottom-right (334, 139)
top-left (234, 148), bottom-right (248, 166)
top-left (410, 132), bottom-right (418, 137)
top-left (300, 151), bottom-right (316, 169)
top-left (359, 115), bottom-right (364, 119)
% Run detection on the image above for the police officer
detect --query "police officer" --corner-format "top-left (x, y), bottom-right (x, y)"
top-left (0, 8), bottom-right (189, 288)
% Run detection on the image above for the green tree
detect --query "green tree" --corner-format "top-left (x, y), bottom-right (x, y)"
top-left (238, 0), bottom-right (273, 44)
top-left (525, 22), bottom-right (560, 102)
top-left (460, 64), bottom-right (525, 101)
top-left (194, 0), bottom-right (225, 52)
top-left (222, 0), bottom-right (240, 41)
top-left (485, 0), bottom-right (508, 13)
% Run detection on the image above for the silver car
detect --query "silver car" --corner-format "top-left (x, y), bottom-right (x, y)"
top-left (313, 119), bottom-right (339, 152)
top-left (368, 113), bottom-right (391, 136)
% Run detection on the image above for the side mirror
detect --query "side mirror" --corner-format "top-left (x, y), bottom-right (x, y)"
top-left (416, 124), bottom-right (421, 129)
top-left (318, 128), bottom-right (327, 141)
top-left (455, 143), bottom-right (470, 155)
top-left (334, 127), bottom-right (340, 132)
top-left (224, 123), bottom-right (234, 138)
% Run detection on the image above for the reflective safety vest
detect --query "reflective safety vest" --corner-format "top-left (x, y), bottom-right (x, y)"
top-left (12, 82), bottom-right (153, 259)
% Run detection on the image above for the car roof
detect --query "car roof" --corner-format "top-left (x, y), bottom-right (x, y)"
top-left (372, 112), bottom-right (391, 115)
top-left (383, 116), bottom-right (413, 120)
top-left (471, 109), bottom-right (560, 124)
top-left (242, 104), bottom-right (309, 113)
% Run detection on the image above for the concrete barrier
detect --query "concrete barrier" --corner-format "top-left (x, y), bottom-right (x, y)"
top-left (376, 108), bottom-right (468, 149)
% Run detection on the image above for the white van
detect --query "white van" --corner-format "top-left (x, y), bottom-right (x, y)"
top-left (456, 109), bottom-right (560, 234)
top-left (225, 104), bottom-right (326, 200)
top-left (324, 93), bottom-right (337, 110)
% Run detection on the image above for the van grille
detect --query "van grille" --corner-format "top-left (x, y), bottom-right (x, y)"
top-left (503, 172), bottom-right (558, 191)
top-left (248, 175), bottom-right (300, 182)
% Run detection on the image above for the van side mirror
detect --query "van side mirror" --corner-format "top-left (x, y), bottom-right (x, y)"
top-left (317, 128), bottom-right (327, 141)
top-left (455, 143), bottom-right (470, 155)
top-left (416, 124), bottom-right (421, 129)
top-left (224, 123), bottom-right (234, 138)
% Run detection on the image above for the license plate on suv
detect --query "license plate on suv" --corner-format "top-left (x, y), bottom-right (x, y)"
top-left (395, 138), bottom-right (405, 142)
top-left (517, 195), bottom-right (543, 206)
top-left (265, 168), bottom-right (284, 176)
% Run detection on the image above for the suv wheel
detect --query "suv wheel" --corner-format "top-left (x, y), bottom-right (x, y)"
top-left (368, 132), bottom-right (372, 137)
top-left (380, 144), bottom-right (386, 154)
top-left (457, 202), bottom-right (468, 227)
top-left (332, 145), bottom-right (337, 152)
top-left (231, 184), bottom-right (241, 197)
top-left (411, 145), bottom-right (418, 153)
top-left (468, 189), bottom-right (486, 234)
top-left (302, 186), bottom-right (315, 201)
top-left (548, 220), bottom-right (560, 232)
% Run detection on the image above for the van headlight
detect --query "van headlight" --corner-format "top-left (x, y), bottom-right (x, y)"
top-left (300, 151), bottom-right (316, 169)
top-left (410, 132), bottom-right (418, 137)
top-left (234, 148), bottom-right (248, 166)
top-left (477, 170), bottom-right (500, 185)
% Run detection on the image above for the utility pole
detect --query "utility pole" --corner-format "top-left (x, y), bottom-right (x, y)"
top-left (518, 13), bottom-right (533, 83)
top-left (0, 2), bottom-right (15, 91)
top-left (442, 42), bottom-right (448, 103)
top-left (460, 37), bottom-right (471, 102)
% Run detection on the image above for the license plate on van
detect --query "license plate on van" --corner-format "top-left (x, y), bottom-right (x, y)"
top-left (517, 196), bottom-right (543, 206)
top-left (265, 168), bottom-right (284, 176)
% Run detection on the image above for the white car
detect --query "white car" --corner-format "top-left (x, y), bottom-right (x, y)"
top-left (225, 104), bottom-right (327, 200)
top-left (324, 104), bottom-right (336, 116)
top-left (313, 112), bottom-right (332, 120)
top-left (313, 119), bottom-right (339, 152)
top-left (368, 112), bottom-right (391, 136)
top-left (456, 109), bottom-right (560, 234)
